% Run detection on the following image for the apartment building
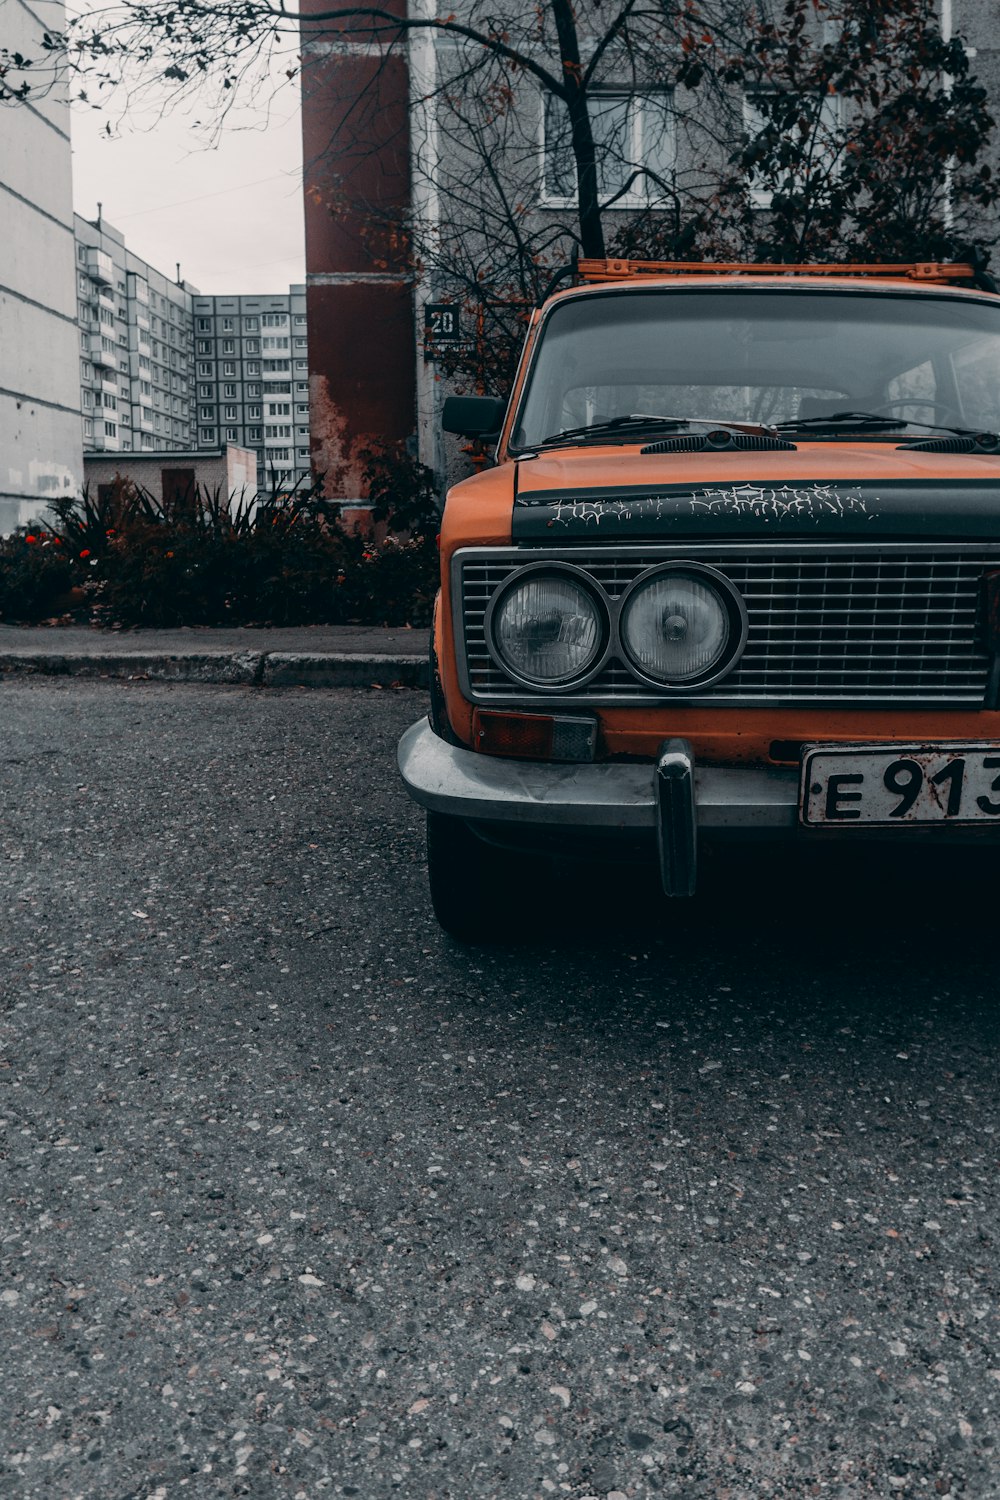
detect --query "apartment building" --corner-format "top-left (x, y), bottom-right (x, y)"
top-left (190, 290), bottom-right (310, 491)
top-left (74, 213), bottom-right (198, 457)
top-left (71, 216), bottom-right (310, 493)
top-left (1, 0), bottom-right (83, 532)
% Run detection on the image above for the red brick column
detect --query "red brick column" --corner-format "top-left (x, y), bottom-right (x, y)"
top-left (300, 1), bottom-right (415, 508)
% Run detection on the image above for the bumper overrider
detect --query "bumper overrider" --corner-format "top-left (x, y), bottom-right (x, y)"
top-left (397, 718), bottom-right (798, 896)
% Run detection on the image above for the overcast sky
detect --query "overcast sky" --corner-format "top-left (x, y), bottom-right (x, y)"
top-left (70, 69), bottom-right (306, 296)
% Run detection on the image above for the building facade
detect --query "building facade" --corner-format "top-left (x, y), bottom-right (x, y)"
top-left (1, 0), bottom-right (83, 532)
top-left (74, 213), bottom-right (198, 459)
top-left (190, 289), bottom-right (311, 492)
top-left (73, 216), bottom-right (310, 493)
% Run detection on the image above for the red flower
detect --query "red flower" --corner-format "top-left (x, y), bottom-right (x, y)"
top-left (79, 549), bottom-right (91, 559)
top-left (25, 534), bottom-right (37, 544)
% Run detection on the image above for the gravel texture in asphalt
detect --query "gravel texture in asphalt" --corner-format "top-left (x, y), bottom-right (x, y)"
top-left (0, 680), bottom-right (997, 1499)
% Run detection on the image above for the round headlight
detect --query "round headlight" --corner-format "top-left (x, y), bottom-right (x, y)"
top-left (490, 569), bottom-right (605, 686)
top-left (620, 567), bottom-right (742, 685)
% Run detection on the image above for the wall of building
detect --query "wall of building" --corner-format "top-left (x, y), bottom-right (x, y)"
top-left (74, 214), bottom-right (198, 458)
top-left (82, 445), bottom-right (257, 507)
top-left (0, 0), bottom-right (83, 533)
top-left (190, 290), bottom-right (310, 492)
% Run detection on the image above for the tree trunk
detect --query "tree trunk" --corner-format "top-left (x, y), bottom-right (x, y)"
top-left (549, 0), bottom-right (606, 258)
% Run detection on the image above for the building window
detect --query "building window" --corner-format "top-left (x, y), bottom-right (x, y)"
top-left (224, 404), bottom-right (238, 419)
top-left (222, 338), bottom-right (235, 354)
top-left (245, 339), bottom-right (260, 354)
top-left (244, 316), bottom-right (259, 331)
top-left (262, 336), bottom-right (289, 350)
top-left (83, 417), bottom-right (94, 438)
top-left (295, 360), bottom-right (307, 371)
top-left (246, 383), bottom-right (261, 397)
top-left (541, 91), bottom-right (676, 206)
top-left (197, 361), bottom-right (212, 375)
top-left (102, 393), bottom-right (117, 410)
top-left (295, 403), bottom-right (308, 414)
top-left (200, 428), bottom-right (216, 443)
top-left (294, 314), bottom-right (307, 325)
top-left (197, 317), bottom-right (211, 332)
top-left (266, 402), bottom-right (291, 416)
top-left (104, 420), bottom-right (117, 437)
top-left (261, 312), bottom-right (287, 327)
top-left (294, 337), bottom-right (307, 349)
top-left (197, 340), bottom-right (211, 354)
top-left (742, 91), bottom-right (842, 207)
top-left (247, 426), bottom-right (261, 441)
top-left (225, 427), bottom-right (239, 441)
top-left (223, 382), bottom-right (237, 398)
top-left (246, 405), bottom-right (261, 419)
top-left (223, 361), bottom-right (236, 376)
top-left (265, 424), bottom-right (292, 438)
top-left (222, 317), bottom-right (234, 331)
top-left (198, 383), bottom-right (212, 398)
top-left (263, 360), bottom-right (290, 373)
top-left (199, 405), bottom-right (214, 420)
top-left (77, 244), bottom-right (87, 263)
top-left (246, 362), bottom-right (260, 376)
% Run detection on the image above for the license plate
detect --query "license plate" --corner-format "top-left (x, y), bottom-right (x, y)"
top-left (800, 743), bottom-right (1000, 826)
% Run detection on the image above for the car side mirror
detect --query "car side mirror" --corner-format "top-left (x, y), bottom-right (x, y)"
top-left (441, 395), bottom-right (507, 438)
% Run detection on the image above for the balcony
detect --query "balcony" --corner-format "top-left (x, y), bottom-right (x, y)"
top-left (98, 285), bottom-right (116, 310)
top-left (87, 249), bottom-right (114, 286)
top-left (91, 346), bottom-right (116, 370)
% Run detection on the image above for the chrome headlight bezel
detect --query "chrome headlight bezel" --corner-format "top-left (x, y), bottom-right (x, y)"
top-left (617, 562), bottom-right (749, 690)
top-left (484, 561), bottom-right (612, 691)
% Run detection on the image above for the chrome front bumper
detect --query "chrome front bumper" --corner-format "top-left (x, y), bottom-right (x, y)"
top-left (397, 718), bottom-right (798, 895)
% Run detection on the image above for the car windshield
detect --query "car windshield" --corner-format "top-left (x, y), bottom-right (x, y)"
top-left (510, 288), bottom-right (1000, 447)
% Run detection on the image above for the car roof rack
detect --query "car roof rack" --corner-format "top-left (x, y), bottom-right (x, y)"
top-left (576, 258), bottom-right (994, 289)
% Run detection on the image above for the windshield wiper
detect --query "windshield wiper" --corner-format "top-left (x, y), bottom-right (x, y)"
top-left (535, 414), bottom-right (776, 450)
top-left (775, 410), bottom-right (974, 437)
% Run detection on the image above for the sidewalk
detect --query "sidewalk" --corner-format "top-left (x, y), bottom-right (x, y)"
top-left (0, 624), bottom-right (431, 688)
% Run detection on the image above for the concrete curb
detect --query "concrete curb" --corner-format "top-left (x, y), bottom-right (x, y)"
top-left (0, 650), bottom-right (429, 689)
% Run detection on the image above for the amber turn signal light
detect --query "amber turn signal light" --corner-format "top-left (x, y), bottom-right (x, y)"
top-left (472, 710), bottom-right (597, 762)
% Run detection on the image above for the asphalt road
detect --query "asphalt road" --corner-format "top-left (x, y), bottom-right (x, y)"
top-left (0, 680), bottom-right (997, 1500)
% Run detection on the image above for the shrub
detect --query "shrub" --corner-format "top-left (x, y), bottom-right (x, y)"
top-left (1, 470), bottom-right (440, 629)
top-left (0, 532), bottom-right (78, 622)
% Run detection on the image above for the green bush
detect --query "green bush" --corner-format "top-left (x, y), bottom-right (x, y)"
top-left (1, 465), bottom-right (440, 628)
top-left (0, 532), bottom-right (78, 623)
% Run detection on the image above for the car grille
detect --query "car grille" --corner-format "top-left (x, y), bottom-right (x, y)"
top-left (454, 542), bottom-right (1000, 706)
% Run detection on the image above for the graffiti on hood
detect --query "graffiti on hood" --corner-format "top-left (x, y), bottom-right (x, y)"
top-left (542, 483), bottom-right (874, 528)
top-left (690, 482), bottom-right (873, 521)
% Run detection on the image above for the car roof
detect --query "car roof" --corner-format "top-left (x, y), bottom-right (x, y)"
top-left (543, 259), bottom-right (999, 307)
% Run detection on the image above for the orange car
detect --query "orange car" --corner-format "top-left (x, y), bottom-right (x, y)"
top-left (399, 258), bottom-right (1000, 939)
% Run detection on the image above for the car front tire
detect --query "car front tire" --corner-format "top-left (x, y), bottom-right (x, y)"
top-left (426, 811), bottom-right (522, 943)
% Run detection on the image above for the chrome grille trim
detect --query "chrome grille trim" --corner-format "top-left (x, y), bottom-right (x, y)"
top-left (453, 541), bottom-right (1000, 707)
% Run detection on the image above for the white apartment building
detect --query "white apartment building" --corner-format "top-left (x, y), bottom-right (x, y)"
top-left (72, 215), bottom-right (310, 493)
top-left (0, 0), bottom-right (83, 531)
top-left (74, 213), bottom-right (198, 457)
top-left (191, 289), bottom-right (310, 492)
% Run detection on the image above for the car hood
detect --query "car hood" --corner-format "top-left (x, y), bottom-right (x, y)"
top-left (512, 443), bottom-right (1000, 542)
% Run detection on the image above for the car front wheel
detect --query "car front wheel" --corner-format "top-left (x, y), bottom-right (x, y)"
top-left (426, 811), bottom-right (523, 943)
